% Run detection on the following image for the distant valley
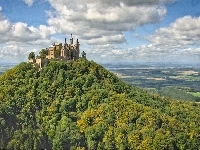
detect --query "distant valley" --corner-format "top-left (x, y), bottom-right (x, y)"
top-left (0, 63), bottom-right (18, 75)
top-left (103, 62), bottom-right (200, 102)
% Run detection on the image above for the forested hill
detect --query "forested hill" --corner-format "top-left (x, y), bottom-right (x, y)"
top-left (0, 58), bottom-right (200, 149)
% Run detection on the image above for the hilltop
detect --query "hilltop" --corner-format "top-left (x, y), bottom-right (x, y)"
top-left (27, 35), bottom-right (86, 69)
top-left (0, 59), bottom-right (200, 149)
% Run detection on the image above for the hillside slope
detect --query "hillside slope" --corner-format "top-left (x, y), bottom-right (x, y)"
top-left (0, 59), bottom-right (200, 149)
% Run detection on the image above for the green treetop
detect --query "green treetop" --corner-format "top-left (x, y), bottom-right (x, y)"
top-left (28, 52), bottom-right (35, 60)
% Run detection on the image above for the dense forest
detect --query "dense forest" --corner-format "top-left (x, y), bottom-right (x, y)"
top-left (0, 58), bottom-right (200, 149)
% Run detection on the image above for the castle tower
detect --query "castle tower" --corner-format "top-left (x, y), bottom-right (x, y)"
top-left (70, 34), bottom-right (73, 45)
top-left (47, 46), bottom-right (56, 59)
top-left (75, 39), bottom-right (80, 59)
top-left (76, 39), bottom-right (79, 50)
top-left (61, 46), bottom-right (66, 58)
top-left (70, 38), bottom-right (73, 45)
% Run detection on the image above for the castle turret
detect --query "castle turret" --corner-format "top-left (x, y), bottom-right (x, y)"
top-left (70, 34), bottom-right (73, 45)
top-left (76, 39), bottom-right (79, 49)
top-left (70, 38), bottom-right (73, 45)
top-left (75, 39), bottom-right (80, 59)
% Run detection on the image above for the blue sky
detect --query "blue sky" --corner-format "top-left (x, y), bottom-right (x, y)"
top-left (0, 0), bottom-right (200, 64)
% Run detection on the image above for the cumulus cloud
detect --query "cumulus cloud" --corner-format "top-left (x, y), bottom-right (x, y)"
top-left (86, 43), bottom-right (200, 63)
top-left (47, 0), bottom-right (172, 45)
top-left (0, 41), bottom-right (58, 63)
top-left (6, 0), bottom-right (197, 64)
top-left (0, 11), bottom-right (56, 45)
top-left (85, 16), bottom-right (200, 63)
top-left (45, 0), bottom-right (199, 64)
top-left (0, 7), bottom-right (57, 62)
top-left (22, 0), bottom-right (34, 6)
top-left (148, 16), bottom-right (200, 47)
top-left (84, 44), bottom-right (128, 63)
top-left (0, 45), bottom-right (29, 62)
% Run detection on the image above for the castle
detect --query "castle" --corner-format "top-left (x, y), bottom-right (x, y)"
top-left (28, 34), bottom-right (85, 68)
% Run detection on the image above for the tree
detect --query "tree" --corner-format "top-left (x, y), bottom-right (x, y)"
top-left (81, 51), bottom-right (86, 59)
top-left (39, 49), bottom-right (48, 59)
top-left (28, 52), bottom-right (35, 60)
top-left (1, 59), bottom-right (200, 149)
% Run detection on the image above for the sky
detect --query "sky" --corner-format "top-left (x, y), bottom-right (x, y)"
top-left (0, 0), bottom-right (200, 64)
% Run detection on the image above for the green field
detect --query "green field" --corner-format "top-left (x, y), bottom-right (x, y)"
top-left (108, 65), bottom-right (200, 102)
top-left (110, 67), bottom-right (200, 91)
top-left (189, 92), bottom-right (200, 97)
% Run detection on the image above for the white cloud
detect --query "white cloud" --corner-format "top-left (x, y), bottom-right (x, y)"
top-left (85, 43), bottom-right (200, 63)
top-left (0, 11), bottom-right (56, 45)
top-left (0, 45), bottom-right (27, 62)
top-left (5, 0), bottom-right (196, 64)
top-left (47, 0), bottom-right (171, 45)
top-left (0, 9), bottom-right (57, 62)
top-left (148, 16), bottom-right (200, 47)
top-left (0, 41), bottom-right (58, 63)
top-left (22, 0), bottom-right (34, 6)
top-left (0, 19), bottom-right (11, 33)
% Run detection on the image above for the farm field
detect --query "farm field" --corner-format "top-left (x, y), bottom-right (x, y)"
top-left (189, 92), bottom-right (200, 97)
top-left (105, 63), bottom-right (200, 101)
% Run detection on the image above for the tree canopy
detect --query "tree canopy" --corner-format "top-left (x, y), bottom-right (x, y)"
top-left (0, 58), bottom-right (200, 149)
top-left (39, 49), bottom-right (48, 59)
top-left (28, 52), bottom-right (35, 60)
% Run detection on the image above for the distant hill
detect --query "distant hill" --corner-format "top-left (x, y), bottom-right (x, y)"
top-left (0, 58), bottom-right (200, 149)
top-left (0, 63), bottom-right (17, 75)
top-left (158, 86), bottom-right (200, 102)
